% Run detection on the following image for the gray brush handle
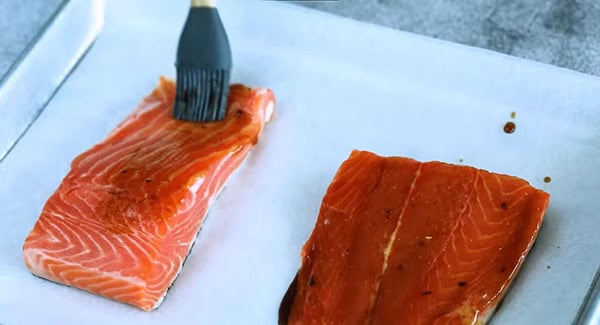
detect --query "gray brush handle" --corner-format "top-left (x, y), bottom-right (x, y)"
top-left (176, 5), bottom-right (231, 69)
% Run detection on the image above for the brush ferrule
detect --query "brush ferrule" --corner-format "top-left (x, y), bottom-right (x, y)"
top-left (191, 0), bottom-right (215, 7)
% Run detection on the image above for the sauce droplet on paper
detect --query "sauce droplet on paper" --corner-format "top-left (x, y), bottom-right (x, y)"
top-left (544, 176), bottom-right (552, 183)
top-left (503, 122), bottom-right (516, 134)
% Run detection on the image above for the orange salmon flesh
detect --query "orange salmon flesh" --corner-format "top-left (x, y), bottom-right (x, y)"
top-left (23, 78), bottom-right (275, 311)
top-left (286, 150), bottom-right (549, 324)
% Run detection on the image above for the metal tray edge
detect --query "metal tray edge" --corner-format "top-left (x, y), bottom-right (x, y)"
top-left (0, 0), bottom-right (105, 163)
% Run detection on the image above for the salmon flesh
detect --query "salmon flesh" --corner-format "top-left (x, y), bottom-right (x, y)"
top-left (23, 77), bottom-right (275, 311)
top-left (284, 150), bottom-right (549, 324)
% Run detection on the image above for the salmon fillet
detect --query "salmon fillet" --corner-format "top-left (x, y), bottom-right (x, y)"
top-left (22, 77), bottom-right (275, 311)
top-left (283, 150), bottom-right (549, 324)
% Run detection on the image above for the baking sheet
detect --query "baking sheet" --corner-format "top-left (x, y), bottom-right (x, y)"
top-left (1, 0), bottom-right (600, 324)
top-left (0, 0), bottom-right (104, 162)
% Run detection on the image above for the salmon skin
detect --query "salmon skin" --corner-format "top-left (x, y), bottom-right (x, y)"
top-left (282, 150), bottom-right (549, 325)
top-left (23, 77), bottom-right (275, 311)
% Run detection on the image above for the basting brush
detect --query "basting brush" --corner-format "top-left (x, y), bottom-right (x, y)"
top-left (173, 0), bottom-right (232, 122)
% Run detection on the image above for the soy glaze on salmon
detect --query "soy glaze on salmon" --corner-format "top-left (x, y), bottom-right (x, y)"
top-left (282, 150), bottom-right (549, 325)
top-left (23, 77), bottom-right (275, 311)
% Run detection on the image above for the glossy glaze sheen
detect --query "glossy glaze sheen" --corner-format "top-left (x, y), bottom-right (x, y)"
top-left (287, 150), bottom-right (549, 324)
top-left (22, 77), bottom-right (275, 311)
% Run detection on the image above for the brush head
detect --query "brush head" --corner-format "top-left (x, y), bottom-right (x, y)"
top-left (173, 6), bottom-right (232, 122)
top-left (173, 67), bottom-right (230, 122)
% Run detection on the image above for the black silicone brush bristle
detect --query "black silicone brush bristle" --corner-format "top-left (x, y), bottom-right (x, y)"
top-left (173, 67), bottom-right (229, 121)
top-left (173, 3), bottom-right (232, 122)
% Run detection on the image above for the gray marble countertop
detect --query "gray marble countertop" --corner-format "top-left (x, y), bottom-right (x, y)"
top-left (299, 0), bottom-right (600, 76)
top-left (0, 0), bottom-right (61, 80)
top-left (1, 0), bottom-right (599, 81)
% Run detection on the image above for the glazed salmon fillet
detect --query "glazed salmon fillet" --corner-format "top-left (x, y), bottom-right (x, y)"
top-left (23, 77), bottom-right (275, 311)
top-left (284, 150), bottom-right (549, 324)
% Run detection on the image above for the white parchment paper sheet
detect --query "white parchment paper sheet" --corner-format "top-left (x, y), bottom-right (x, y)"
top-left (1, 1), bottom-right (599, 324)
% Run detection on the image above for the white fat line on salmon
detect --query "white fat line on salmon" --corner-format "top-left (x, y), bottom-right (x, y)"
top-left (366, 164), bottom-right (423, 324)
top-left (84, 130), bottom-right (168, 174)
top-left (328, 158), bottom-right (378, 210)
top-left (48, 202), bottom-right (144, 266)
top-left (23, 248), bottom-right (145, 287)
top-left (188, 176), bottom-right (207, 194)
top-left (177, 151), bottom-right (236, 213)
top-left (79, 132), bottom-right (151, 171)
top-left (146, 257), bottom-right (178, 288)
top-left (48, 208), bottom-right (129, 263)
top-left (477, 207), bottom-right (542, 323)
top-left (165, 143), bottom-right (240, 182)
top-left (38, 216), bottom-right (82, 253)
top-left (120, 234), bottom-right (161, 267)
top-left (175, 151), bottom-right (243, 222)
top-left (82, 114), bottom-right (173, 172)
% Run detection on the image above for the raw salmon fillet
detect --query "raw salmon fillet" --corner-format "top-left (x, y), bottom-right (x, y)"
top-left (283, 150), bottom-right (549, 324)
top-left (23, 77), bottom-right (275, 311)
